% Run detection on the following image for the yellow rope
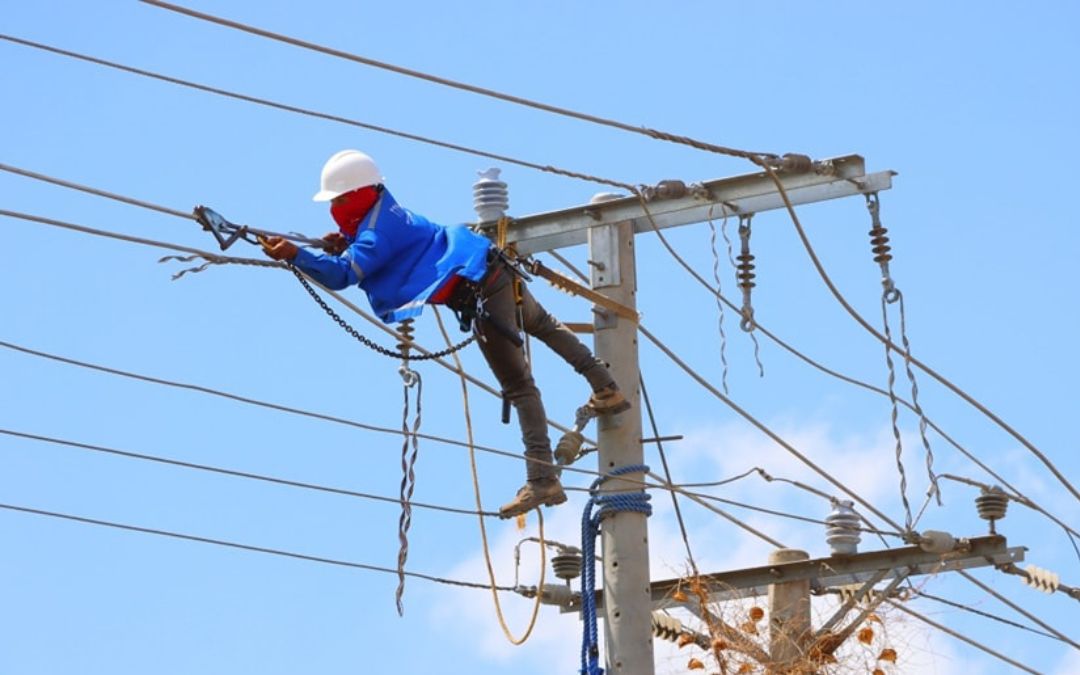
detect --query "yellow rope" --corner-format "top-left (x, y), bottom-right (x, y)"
top-left (433, 307), bottom-right (545, 645)
top-left (495, 216), bottom-right (510, 251)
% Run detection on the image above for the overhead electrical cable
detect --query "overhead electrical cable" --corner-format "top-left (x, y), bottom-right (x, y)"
top-left (0, 427), bottom-right (498, 518)
top-left (0, 502), bottom-right (511, 591)
top-left (0, 36), bottom-right (628, 192)
top-left (34, 4), bottom-right (1060, 502)
top-left (756, 163), bottom-right (1080, 504)
top-left (0, 339), bottom-right (514, 461)
top-left (138, 0), bottom-right (769, 163)
top-left (886, 600), bottom-right (1040, 675)
top-left (0, 328), bottom-right (816, 540)
top-left (637, 324), bottom-right (904, 534)
top-left (957, 571), bottom-right (1079, 649)
top-left (0, 207), bottom-right (583, 443)
top-left (132, 0), bottom-right (1069, 507)
top-left (0, 178), bottom-right (900, 534)
top-left (913, 589), bottom-right (1065, 644)
top-left (1, 159), bottom-right (1061, 536)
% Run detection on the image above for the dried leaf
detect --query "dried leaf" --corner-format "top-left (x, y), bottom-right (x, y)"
top-left (737, 664), bottom-right (753, 674)
top-left (677, 633), bottom-right (696, 648)
top-left (515, 513), bottom-right (527, 531)
top-left (878, 648), bottom-right (898, 663)
top-left (857, 627), bottom-right (875, 644)
top-left (872, 670), bottom-right (886, 675)
top-left (748, 606), bottom-right (765, 622)
top-left (867, 613), bottom-right (882, 624)
top-left (673, 589), bottom-right (689, 603)
top-left (687, 657), bottom-right (705, 670)
top-left (739, 621), bottom-right (758, 635)
top-left (711, 638), bottom-right (728, 652)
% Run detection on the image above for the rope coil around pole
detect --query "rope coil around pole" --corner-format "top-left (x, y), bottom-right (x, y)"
top-left (579, 464), bottom-right (652, 675)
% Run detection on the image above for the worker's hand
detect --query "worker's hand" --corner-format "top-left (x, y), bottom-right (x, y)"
top-left (260, 236), bottom-right (299, 261)
top-left (322, 231), bottom-right (348, 256)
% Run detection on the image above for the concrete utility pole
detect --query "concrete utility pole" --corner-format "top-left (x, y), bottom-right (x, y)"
top-left (589, 217), bottom-right (652, 673)
top-left (483, 155), bottom-right (895, 675)
top-left (767, 549), bottom-right (811, 665)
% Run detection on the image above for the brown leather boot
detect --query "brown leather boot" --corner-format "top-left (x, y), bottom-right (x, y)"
top-left (498, 478), bottom-right (567, 519)
top-left (588, 385), bottom-right (631, 415)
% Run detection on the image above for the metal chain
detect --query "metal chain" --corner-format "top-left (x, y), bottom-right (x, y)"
top-left (286, 264), bottom-right (474, 360)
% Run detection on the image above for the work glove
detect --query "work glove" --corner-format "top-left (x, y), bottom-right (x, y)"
top-left (322, 231), bottom-right (348, 256)
top-left (260, 236), bottom-right (299, 261)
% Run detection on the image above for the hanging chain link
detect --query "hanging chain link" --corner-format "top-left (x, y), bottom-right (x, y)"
top-left (286, 264), bottom-right (474, 360)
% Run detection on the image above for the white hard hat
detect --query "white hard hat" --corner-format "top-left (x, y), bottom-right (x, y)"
top-left (312, 149), bottom-right (383, 201)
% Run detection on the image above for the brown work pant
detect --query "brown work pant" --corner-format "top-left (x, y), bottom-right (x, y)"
top-left (476, 264), bottom-right (615, 482)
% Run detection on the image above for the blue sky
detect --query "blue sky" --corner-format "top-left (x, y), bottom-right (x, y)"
top-left (2, 2), bottom-right (1078, 673)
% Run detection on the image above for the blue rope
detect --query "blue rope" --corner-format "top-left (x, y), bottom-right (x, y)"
top-left (579, 464), bottom-right (652, 675)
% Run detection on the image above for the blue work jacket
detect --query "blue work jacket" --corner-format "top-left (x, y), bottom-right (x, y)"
top-left (291, 189), bottom-right (491, 323)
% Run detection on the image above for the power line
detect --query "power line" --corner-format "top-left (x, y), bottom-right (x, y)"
top-left (138, 0), bottom-right (770, 163)
top-left (0, 35), bottom-right (628, 192)
top-left (0, 332), bottom-right (827, 537)
top-left (0, 185), bottom-right (895, 538)
top-left (886, 599), bottom-right (1040, 675)
top-left (624, 200), bottom-right (1078, 543)
top-left (637, 323), bottom-right (905, 535)
top-left (0, 427), bottom-right (498, 518)
top-left (913, 589), bottom-right (1062, 643)
top-left (6, 154), bottom-right (1063, 549)
top-left (1, 173), bottom-right (904, 543)
top-left (0, 502), bottom-right (511, 592)
top-left (0, 205), bottom-right (583, 445)
top-left (760, 165), bottom-right (1080, 505)
top-left (0, 338), bottom-right (514, 462)
top-left (8, 19), bottom-right (1064, 512)
top-left (958, 570), bottom-right (1080, 648)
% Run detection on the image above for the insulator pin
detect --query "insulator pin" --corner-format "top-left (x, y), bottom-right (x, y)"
top-left (651, 612), bottom-right (686, 643)
top-left (825, 500), bottom-right (862, 555)
top-left (868, 225), bottom-right (893, 265)
top-left (975, 485), bottom-right (1008, 533)
top-left (551, 550), bottom-right (583, 581)
top-left (1023, 564), bottom-right (1061, 594)
top-left (473, 167), bottom-right (509, 222)
top-left (735, 253), bottom-right (757, 290)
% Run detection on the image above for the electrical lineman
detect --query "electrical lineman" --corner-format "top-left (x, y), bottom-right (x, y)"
top-left (259, 149), bottom-right (631, 517)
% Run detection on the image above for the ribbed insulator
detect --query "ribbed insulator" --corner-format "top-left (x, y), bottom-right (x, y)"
top-left (551, 550), bottom-right (583, 581)
top-left (735, 253), bottom-right (756, 290)
top-left (650, 612), bottom-right (684, 643)
top-left (976, 486), bottom-right (1009, 523)
top-left (868, 225), bottom-right (893, 264)
top-left (1023, 564), bottom-right (1061, 594)
top-left (825, 500), bottom-right (862, 555)
top-left (473, 167), bottom-right (509, 222)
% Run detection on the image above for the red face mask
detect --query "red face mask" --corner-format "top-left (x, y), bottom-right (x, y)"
top-left (330, 185), bottom-right (380, 238)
